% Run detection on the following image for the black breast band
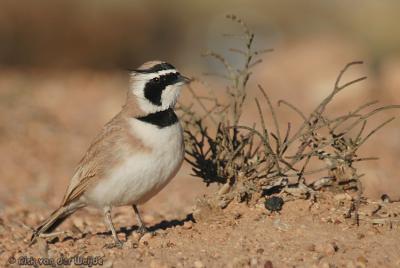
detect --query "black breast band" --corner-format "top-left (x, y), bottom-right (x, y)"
top-left (135, 108), bottom-right (178, 128)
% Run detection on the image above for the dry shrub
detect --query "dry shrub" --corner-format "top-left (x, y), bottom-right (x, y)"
top-left (178, 15), bottom-right (400, 221)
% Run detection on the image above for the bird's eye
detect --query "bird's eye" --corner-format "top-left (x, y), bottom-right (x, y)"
top-left (154, 77), bottom-right (160, 82)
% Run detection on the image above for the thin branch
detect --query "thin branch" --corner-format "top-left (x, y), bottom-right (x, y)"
top-left (258, 84), bottom-right (282, 148)
top-left (358, 117), bottom-right (396, 147)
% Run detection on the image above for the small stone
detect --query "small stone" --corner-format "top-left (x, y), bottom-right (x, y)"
top-left (131, 232), bottom-right (141, 241)
top-left (256, 248), bottom-right (264, 254)
top-left (381, 194), bottom-right (391, 203)
top-left (306, 243), bottom-right (316, 252)
top-left (333, 219), bottom-right (342, 224)
top-left (166, 241), bottom-right (175, 247)
top-left (315, 242), bottom-right (338, 256)
top-left (265, 196), bottom-right (284, 212)
top-left (264, 260), bottom-right (273, 268)
top-left (334, 193), bottom-right (352, 201)
top-left (218, 182), bottom-right (231, 195)
top-left (296, 256), bottom-right (304, 262)
top-left (250, 257), bottom-right (258, 266)
top-left (140, 233), bottom-right (153, 246)
top-left (131, 241), bottom-right (139, 249)
top-left (183, 221), bottom-right (193, 229)
top-left (357, 233), bottom-right (365, 239)
top-left (117, 232), bottom-right (126, 241)
top-left (218, 199), bottom-right (231, 209)
top-left (233, 212), bottom-right (242, 220)
top-left (72, 217), bottom-right (85, 232)
top-left (194, 260), bottom-right (204, 268)
top-left (255, 203), bottom-right (266, 210)
top-left (356, 256), bottom-right (368, 267)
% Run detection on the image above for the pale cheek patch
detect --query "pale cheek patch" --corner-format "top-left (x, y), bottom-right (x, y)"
top-left (161, 84), bottom-right (182, 108)
top-left (129, 70), bottom-right (182, 113)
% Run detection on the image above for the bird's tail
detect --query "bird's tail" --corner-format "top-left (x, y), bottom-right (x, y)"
top-left (30, 206), bottom-right (76, 243)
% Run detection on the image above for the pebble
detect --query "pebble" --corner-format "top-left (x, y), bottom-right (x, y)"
top-left (194, 260), bottom-right (205, 268)
top-left (140, 232), bottom-right (154, 246)
top-left (265, 196), bottom-right (284, 212)
top-left (117, 232), bottom-right (126, 241)
top-left (356, 256), bottom-right (368, 267)
top-left (131, 232), bottom-right (141, 242)
top-left (256, 248), bottom-right (264, 254)
top-left (315, 242), bottom-right (338, 256)
top-left (72, 217), bottom-right (85, 232)
top-left (218, 182), bottom-right (231, 195)
top-left (333, 219), bottom-right (342, 224)
top-left (334, 193), bottom-right (352, 201)
top-left (264, 260), bottom-right (273, 268)
top-left (233, 212), bottom-right (242, 220)
top-left (250, 257), bottom-right (258, 266)
top-left (183, 221), bottom-right (193, 229)
top-left (306, 243), bottom-right (316, 252)
top-left (132, 239), bottom-right (142, 249)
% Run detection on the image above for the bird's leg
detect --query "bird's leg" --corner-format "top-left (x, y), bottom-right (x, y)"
top-left (103, 206), bottom-right (123, 248)
top-left (132, 205), bottom-right (148, 234)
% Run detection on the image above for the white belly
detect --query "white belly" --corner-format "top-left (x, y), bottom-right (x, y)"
top-left (85, 119), bottom-right (184, 207)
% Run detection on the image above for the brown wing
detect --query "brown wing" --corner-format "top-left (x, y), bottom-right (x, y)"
top-left (60, 112), bottom-right (127, 206)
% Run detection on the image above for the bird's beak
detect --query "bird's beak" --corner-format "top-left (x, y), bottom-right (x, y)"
top-left (179, 74), bottom-right (192, 84)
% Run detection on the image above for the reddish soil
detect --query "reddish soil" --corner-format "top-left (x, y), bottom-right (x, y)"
top-left (1, 193), bottom-right (399, 267)
top-left (0, 67), bottom-right (399, 267)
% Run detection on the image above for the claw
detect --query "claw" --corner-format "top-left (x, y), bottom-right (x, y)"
top-left (137, 226), bottom-right (148, 235)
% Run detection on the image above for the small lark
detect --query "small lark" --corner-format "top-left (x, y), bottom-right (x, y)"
top-left (31, 61), bottom-right (190, 247)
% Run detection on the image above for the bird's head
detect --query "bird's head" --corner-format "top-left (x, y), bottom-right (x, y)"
top-left (128, 61), bottom-right (190, 114)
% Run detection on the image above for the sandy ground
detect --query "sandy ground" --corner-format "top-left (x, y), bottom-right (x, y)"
top-left (0, 63), bottom-right (399, 267)
top-left (1, 193), bottom-right (400, 267)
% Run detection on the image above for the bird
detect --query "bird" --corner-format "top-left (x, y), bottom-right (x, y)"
top-left (30, 60), bottom-right (190, 248)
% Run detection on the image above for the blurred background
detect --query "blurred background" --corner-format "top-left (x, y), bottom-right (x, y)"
top-left (0, 0), bottom-right (399, 217)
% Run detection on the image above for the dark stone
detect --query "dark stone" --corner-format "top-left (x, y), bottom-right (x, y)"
top-left (264, 196), bottom-right (284, 212)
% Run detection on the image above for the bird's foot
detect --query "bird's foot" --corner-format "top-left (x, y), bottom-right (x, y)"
top-left (136, 225), bottom-right (148, 235)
